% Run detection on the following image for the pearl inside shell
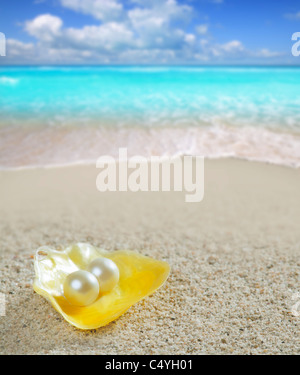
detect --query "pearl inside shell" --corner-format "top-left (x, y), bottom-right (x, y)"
top-left (63, 270), bottom-right (99, 306)
top-left (87, 258), bottom-right (119, 293)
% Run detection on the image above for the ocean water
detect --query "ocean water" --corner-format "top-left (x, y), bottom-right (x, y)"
top-left (0, 66), bottom-right (300, 168)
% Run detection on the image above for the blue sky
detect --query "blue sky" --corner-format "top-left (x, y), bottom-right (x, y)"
top-left (0, 0), bottom-right (300, 65)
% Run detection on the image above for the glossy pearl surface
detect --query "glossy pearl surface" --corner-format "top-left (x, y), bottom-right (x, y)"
top-left (63, 270), bottom-right (99, 306)
top-left (87, 258), bottom-right (119, 293)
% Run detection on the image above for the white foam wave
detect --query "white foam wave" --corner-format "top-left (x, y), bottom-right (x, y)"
top-left (0, 76), bottom-right (19, 85)
top-left (0, 125), bottom-right (300, 169)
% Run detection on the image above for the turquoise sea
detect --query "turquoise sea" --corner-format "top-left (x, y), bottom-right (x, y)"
top-left (0, 66), bottom-right (300, 168)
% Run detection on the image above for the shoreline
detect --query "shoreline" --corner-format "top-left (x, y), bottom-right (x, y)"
top-left (0, 155), bottom-right (299, 172)
top-left (1, 125), bottom-right (300, 169)
top-left (1, 158), bottom-right (299, 354)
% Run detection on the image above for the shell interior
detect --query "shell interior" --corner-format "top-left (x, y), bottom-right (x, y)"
top-left (33, 243), bottom-right (170, 329)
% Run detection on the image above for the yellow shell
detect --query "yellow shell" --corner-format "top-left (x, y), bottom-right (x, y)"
top-left (33, 243), bottom-right (170, 330)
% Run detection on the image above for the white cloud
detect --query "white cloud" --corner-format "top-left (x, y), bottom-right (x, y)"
top-left (254, 48), bottom-right (283, 58)
top-left (128, 0), bottom-right (193, 33)
top-left (64, 23), bottom-right (134, 50)
top-left (23, 14), bottom-right (134, 52)
top-left (196, 24), bottom-right (208, 35)
top-left (60, 0), bottom-right (124, 22)
top-left (185, 34), bottom-right (196, 44)
top-left (284, 11), bottom-right (300, 20)
top-left (220, 40), bottom-right (244, 52)
top-left (118, 48), bottom-right (176, 64)
top-left (127, 0), bottom-right (194, 50)
top-left (1, 0), bottom-right (287, 65)
top-left (6, 39), bottom-right (35, 57)
top-left (25, 14), bottom-right (63, 41)
top-left (128, 8), bottom-right (166, 30)
top-left (193, 39), bottom-right (282, 62)
top-left (197, 39), bottom-right (245, 59)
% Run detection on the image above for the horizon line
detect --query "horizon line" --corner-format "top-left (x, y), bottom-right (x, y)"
top-left (1, 63), bottom-right (300, 68)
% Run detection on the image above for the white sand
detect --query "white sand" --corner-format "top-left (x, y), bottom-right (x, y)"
top-left (0, 159), bottom-right (299, 354)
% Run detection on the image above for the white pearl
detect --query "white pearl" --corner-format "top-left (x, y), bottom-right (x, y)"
top-left (87, 258), bottom-right (119, 293)
top-left (63, 270), bottom-right (99, 306)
